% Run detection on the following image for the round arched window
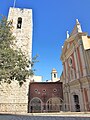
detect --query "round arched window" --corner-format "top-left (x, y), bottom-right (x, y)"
top-left (34, 89), bottom-right (38, 93)
top-left (42, 89), bottom-right (46, 92)
top-left (53, 89), bottom-right (57, 92)
top-left (69, 57), bottom-right (73, 67)
top-left (17, 17), bottom-right (22, 29)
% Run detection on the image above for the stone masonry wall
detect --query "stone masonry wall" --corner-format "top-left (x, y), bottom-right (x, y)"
top-left (0, 80), bottom-right (30, 113)
top-left (8, 7), bottom-right (33, 60)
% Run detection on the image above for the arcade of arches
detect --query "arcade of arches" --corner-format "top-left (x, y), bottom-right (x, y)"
top-left (29, 97), bottom-right (63, 113)
top-left (28, 82), bottom-right (63, 113)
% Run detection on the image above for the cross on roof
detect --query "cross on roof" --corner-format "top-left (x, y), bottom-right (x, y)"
top-left (13, 0), bottom-right (16, 7)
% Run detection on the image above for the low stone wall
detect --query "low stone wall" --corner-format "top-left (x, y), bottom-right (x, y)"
top-left (0, 103), bottom-right (27, 113)
top-left (0, 80), bottom-right (30, 113)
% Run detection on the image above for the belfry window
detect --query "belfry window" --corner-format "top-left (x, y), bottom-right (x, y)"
top-left (54, 74), bottom-right (56, 78)
top-left (17, 17), bottom-right (22, 29)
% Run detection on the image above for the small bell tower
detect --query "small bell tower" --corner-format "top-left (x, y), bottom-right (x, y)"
top-left (51, 68), bottom-right (58, 82)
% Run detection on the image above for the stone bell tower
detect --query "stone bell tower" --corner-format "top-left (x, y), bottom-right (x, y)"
top-left (8, 7), bottom-right (33, 61)
top-left (0, 7), bottom-right (33, 113)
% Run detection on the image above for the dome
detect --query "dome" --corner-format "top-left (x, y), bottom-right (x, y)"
top-left (51, 68), bottom-right (57, 73)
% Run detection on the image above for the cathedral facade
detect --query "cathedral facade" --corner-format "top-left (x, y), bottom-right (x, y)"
top-left (60, 19), bottom-right (90, 112)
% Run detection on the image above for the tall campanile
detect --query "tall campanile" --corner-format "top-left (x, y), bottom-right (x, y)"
top-left (8, 7), bottom-right (33, 62)
top-left (3, 7), bottom-right (33, 113)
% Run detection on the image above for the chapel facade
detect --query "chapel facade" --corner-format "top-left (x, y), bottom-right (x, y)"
top-left (28, 82), bottom-right (63, 113)
top-left (60, 19), bottom-right (90, 112)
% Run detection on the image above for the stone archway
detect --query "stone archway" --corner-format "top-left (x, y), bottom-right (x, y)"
top-left (29, 97), bottom-right (42, 113)
top-left (46, 97), bottom-right (63, 112)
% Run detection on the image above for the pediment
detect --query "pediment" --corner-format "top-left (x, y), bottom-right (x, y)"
top-left (61, 19), bottom-right (82, 58)
top-left (70, 25), bottom-right (79, 36)
top-left (70, 19), bottom-right (82, 37)
top-left (62, 37), bottom-right (74, 54)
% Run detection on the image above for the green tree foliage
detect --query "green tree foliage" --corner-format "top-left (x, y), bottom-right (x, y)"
top-left (0, 16), bottom-right (34, 86)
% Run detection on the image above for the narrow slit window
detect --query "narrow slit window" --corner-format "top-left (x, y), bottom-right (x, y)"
top-left (17, 17), bottom-right (22, 29)
top-left (54, 73), bottom-right (56, 78)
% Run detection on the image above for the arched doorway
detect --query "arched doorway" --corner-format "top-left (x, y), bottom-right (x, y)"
top-left (29, 97), bottom-right (42, 113)
top-left (46, 97), bottom-right (63, 112)
top-left (73, 95), bottom-right (80, 112)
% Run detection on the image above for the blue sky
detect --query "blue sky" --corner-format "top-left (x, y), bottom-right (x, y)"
top-left (0, 0), bottom-right (90, 81)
